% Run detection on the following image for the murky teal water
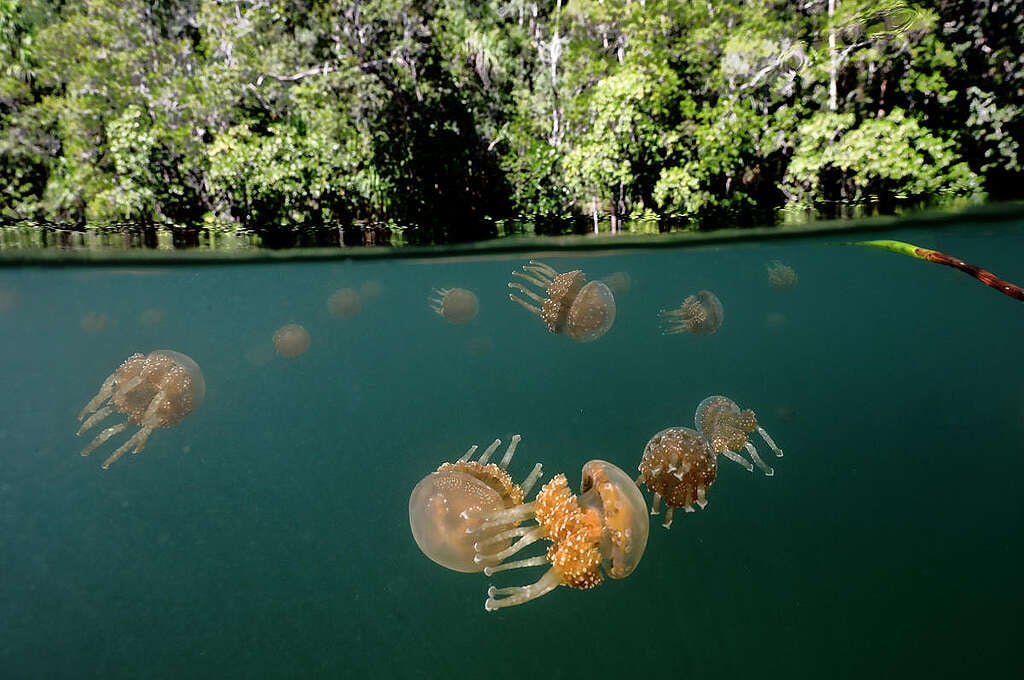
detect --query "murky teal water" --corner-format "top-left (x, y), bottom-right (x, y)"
top-left (1, 218), bottom-right (1022, 679)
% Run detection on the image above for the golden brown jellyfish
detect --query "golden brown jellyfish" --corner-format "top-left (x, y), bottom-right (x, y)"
top-left (508, 260), bottom-right (616, 342)
top-left (766, 260), bottom-right (799, 289)
top-left (602, 271), bottom-right (632, 295)
top-left (327, 287), bottom-right (362, 319)
top-left (471, 459), bottom-right (648, 611)
top-left (695, 395), bottom-right (783, 476)
top-left (660, 290), bottom-right (723, 335)
top-left (77, 350), bottom-right (205, 469)
top-left (637, 427), bottom-right (717, 529)
top-left (273, 323), bottom-right (310, 358)
top-left (429, 287), bottom-right (479, 324)
top-left (409, 435), bottom-right (543, 573)
top-left (80, 312), bottom-right (112, 334)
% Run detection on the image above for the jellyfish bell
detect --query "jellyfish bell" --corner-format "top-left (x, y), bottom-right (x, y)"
top-left (409, 435), bottom-right (543, 573)
top-left (766, 260), bottom-right (799, 289)
top-left (695, 395), bottom-right (784, 476)
top-left (429, 287), bottom-right (479, 325)
top-left (77, 350), bottom-right (205, 469)
top-left (602, 271), bottom-right (632, 295)
top-left (327, 288), bottom-right (362, 319)
top-left (273, 323), bottom-right (310, 358)
top-left (508, 261), bottom-right (616, 342)
top-left (472, 459), bottom-right (648, 611)
top-left (637, 427), bottom-right (717, 528)
top-left (660, 290), bottom-right (723, 335)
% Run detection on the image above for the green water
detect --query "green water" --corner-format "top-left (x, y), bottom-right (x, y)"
top-left (1, 219), bottom-right (1022, 679)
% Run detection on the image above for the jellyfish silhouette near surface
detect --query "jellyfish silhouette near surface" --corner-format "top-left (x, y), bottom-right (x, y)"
top-left (661, 290), bottom-right (723, 335)
top-left (637, 427), bottom-right (718, 529)
top-left (695, 395), bottom-right (783, 476)
top-left (508, 261), bottom-right (616, 342)
top-left (429, 287), bottom-right (479, 324)
top-left (409, 435), bottom-right (543, 573)
top-left (327, 288), bottom-right (362, 319)
top-left (78, 350), bottom-right (205, 469)
top-left (472, 460), bottom-right (648, 610)
top-left (273, 323), bottom-right (310, 358)
top-left (766, 260), bottom-right (799, 289)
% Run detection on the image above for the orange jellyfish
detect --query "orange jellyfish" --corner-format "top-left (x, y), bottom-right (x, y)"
top-left (472, 460), bottom-right (648, 610)
top-left (508, 260), bottom-right (616, 342)
top-left (77, 350), bottom-right (205, 469)
top-left (273, 323), bottom-right (310, 358)
top-left (695, 395), bottom-right (783, 476)
top-left (660, 290), bottom-right (723, 335)
top-left (327, 288), bottom-right (362, 319)
top-left (637, 427), bottom-right (717, 528)
top-left (429, 287), bottom-right (479, 324)
top-left (409, 435), bottom-right (543, 573)
top-left (766, 260), bottom-right (799, 289)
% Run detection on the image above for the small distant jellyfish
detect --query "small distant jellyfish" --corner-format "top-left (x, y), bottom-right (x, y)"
top-left (637, 427), bottom-right (718, 529)
top-left (273, 323), bottom-right (310, 358)
top-left (472, 460), bottom-right (648, 611)
top-left (409, 435), bottom-right (543, 573)
top-left (660, 290), bottom-right (723, 335)
top-left (508, 260), bottom-right (616, 342)
top-left (429, 287), bottom-right (479, 324)
top-left (360, 280), bottom-right (383, 300)
top-left (766, 260), bottom-right (798, 289)
top-left (695, 395), bottom-right (783, 476)
top-left (81, 312), bottom-right (111, 334)
top-left (77, 350), bottom-right (205, 469)
top-left (602, 271), bottom-right (632, 295)
top-left (327, 288), bottom-right (362, 319)
top-left (0, 289), bottom-right (18, 312)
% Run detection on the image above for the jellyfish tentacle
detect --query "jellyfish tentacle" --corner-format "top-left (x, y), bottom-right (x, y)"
top-left (485, 568), bottom-right (563, 610)
top-left (758, 427), bottom-right (784, 457)
top-left (511, 270), bottom-right (551, 291)
top-left (467, 502), bottom-right (538, 535)
top-left (484, 554), bottom-right (551, 577)
top-left (78, 375), bottom-right (116, 420)
top-left (476, 528), bottom-right (545, 564)
top-left (140, 389), bottom-right (169, 426)
top-left (473, 525), bottom-right (533, 550)
top-left (744, 442), bottom-right (775, 476)
top-left (77, 404), bottom-right (115, 435)
top-left (520, 463), bottom-right (543, 498)
top-left (498, 434), bottom-right (521, 469)
top-left (100, 426), bottom-right (152, 469)
top-left (720, 447), bottom-right (755, 472)
top-left (477, 438), bottom-right (502, 464)
top-left (662, 506), bottom-right (675, 528)
top-left (695, 484), bottom-right (708, 509)
top-left (80, 421), bottom-right (128, 457)
top-left (525, 260), bottom-right (559, 278)
top-left (457, 444), bottom-right (479, 463)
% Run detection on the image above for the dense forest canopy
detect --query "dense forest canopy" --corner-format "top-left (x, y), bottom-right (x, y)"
top-left (0, 0), bottom-right (1021, 242)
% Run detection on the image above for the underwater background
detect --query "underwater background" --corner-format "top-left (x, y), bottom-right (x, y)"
top-left (1, 218), bottom-right (1022, 678)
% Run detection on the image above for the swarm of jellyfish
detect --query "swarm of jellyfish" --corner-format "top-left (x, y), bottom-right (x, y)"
top-left (660, 290), bottom-right (723, 335)
top-left (508, 261), bottom-right (616, 342)
top-left (78, 350), bottom-right (205, 469)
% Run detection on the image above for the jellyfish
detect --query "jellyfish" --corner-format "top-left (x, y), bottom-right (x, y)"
top-left (77, 350), bottom-right (205, 469)
top-left (508, 260), bottom-right (616, 342)
top-left (766, 260), bottom-right (799, 289)
top-left (327, 288), bottom-right (362, 319)
top-left (660, 290), bottom-right (723, 335)
top-left (429, 287), bottom-right (479, 324)
top-left (695, 395), bottom-right (783, 476)
top-left (273, 323), bottom-right (310, 358)
top-left (409, 435), bottom-right (543, 573)
top-left (471, 459), bottom-right (648, 611)
top-left (602, 271), bottom-right (632, 295)
top-left (637, 427), bottom-right (717, 529)
top-left (80, 312), bottom-right (111, 334)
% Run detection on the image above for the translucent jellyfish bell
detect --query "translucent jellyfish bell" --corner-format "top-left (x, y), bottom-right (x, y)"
top-left (766, 260), bottom-right (799, 289)
top-left (695, 395), bottom-right (784, 476)
top-left (409, 435), bottom-right (543, 573)
top-left (637, 427), bottom-right (718, 529)
top-left (508, 261), bottom-right (616, 342)
top-left (77, 350), bottom-right (205, 469)
top-left (272, 323), bottom-right (310, 358)
top-left (472, 460), bottom-right (648, 611)
top-left (429, 287), bottom-right (479, 324)
top-left (660, 290), bottom-right (723, 335)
